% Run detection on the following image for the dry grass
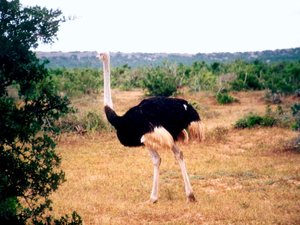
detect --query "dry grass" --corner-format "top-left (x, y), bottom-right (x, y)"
top-left (52, 90), bottom-right (300, 225)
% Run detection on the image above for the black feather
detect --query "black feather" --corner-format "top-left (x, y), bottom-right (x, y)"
top-left (104, 106), bottom-right (120, 128)
top-left (104, 97), bottom-right (201, 147)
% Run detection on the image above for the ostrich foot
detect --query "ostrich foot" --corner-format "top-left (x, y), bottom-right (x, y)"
top-left (149, 197), bottom-right (158, 204)
top-left (187, 193), bottom-right (197, 202)
top-left (138, 198), bottom-right (158, 206)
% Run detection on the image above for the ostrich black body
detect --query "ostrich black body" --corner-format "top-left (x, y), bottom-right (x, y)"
top-left (104, 96), bottom-right (201, 147)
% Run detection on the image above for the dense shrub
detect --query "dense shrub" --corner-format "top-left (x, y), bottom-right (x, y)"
top-left (143, 66), bottom-right (177, 96)
top-left (189, 69), bottom-right (217, 92)
top-left (263, 105), bottom-right (294, 128)
top-left (83, 111), bottom-right (107, 132)
top-left (230, 72), bottom-right (263, 91)
top-left (48, 59), bottom-right (300, 100)
top-left (216, 92), bottom-right (237, 104)
top-left (111, 65), bottom-right (144, 90)
top-left (262, 62), bottom-right (300, 94)
top-left (58, 111), bottom-right (107, 134)
top-left (230, 79), bottom-right (245, 91)
top-left (238, 105), bottom-right (300, 130)
top-left (234, 113), bottom-right (276, 128)
top-left (291, 103), bottom-right (300, 131)
top-left (50, 68), bottom-right (102, 98)
top-left (230, 74), bottom-right (261, 91)
top-left (226, 60), bottom-right (300, 94)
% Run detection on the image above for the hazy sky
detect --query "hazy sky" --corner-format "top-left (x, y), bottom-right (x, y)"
top-left (21, 0), bottom-right (300, 53)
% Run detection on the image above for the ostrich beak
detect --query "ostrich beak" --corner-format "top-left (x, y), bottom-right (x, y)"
top-left (97, 53), bottom-right (103, 61)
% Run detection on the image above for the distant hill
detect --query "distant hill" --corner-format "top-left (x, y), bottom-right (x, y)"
top-left (36, 47), bottom-right (300, 68)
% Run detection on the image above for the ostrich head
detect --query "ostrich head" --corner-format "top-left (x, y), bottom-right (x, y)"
top-left (98, 52), bottom-right (109, 63)
top-left (98, 52), bottom-right (110, 72)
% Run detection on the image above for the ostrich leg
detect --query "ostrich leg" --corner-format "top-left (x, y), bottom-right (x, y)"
top-left (172, 144), bottom-right (196, 202)
top-left (148, 149), bottom-right (161, 203)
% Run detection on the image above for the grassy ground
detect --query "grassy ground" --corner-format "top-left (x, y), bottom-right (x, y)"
top-left (52, 90), bottom-right (300, 225)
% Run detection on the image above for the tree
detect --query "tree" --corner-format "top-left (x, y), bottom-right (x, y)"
top-left (0, 1), bottom-right (81, 224)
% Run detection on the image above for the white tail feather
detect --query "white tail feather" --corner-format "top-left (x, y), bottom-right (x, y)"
top-left (141, 127), bottom-right (174, 150)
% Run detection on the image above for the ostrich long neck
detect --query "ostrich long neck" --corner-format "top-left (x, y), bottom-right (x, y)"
top-left (103, 56), bottom-right (113, 109)
top-left (102, 53), bottom-right (120, 128)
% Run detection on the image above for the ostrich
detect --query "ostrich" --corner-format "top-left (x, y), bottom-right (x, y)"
top-left (99, 52), bottom-right (204, 203)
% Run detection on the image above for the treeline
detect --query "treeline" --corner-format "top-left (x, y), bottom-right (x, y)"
top-left (49, 59), bottom-right (300, 98)
top-left (38, 47), bottom-right (300, 68)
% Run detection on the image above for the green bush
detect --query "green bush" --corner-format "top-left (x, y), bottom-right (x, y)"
top-left (111, 65), bottom-right (144, 90)
top-left (143, 66), bottom-right (177, 96)
top-left (216, 92), bottom-right (237, 104)
top-left (230, 79), bottom-right (245, 91)
top-left (234, 113), bottom-right (276, 128)
top-left (245, 73), bottom-right (263, 90)
top-left (58, 111), bottom-right (107, 134)
top-left (235, 114), bottom-right (263, 128)
top-left (189, 70), bottom-right (217, 92)
top-left (50, 68), bottom-right (102, 98)
top-left (291, 103), bottom-right (300, 131)
top-left (260, 116), bottom-right (277, 127)
top-left (227, 60), bottom-right (300, 94)
top-left (263, 62), bottom-right (300, 94)
top-left (83, 111), bottom-right (107, 132)
top-left (230, 73), bottom-right (262, 91)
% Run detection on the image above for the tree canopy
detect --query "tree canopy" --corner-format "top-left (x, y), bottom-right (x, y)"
top-left (0, 1), bottom-right (81, 224)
